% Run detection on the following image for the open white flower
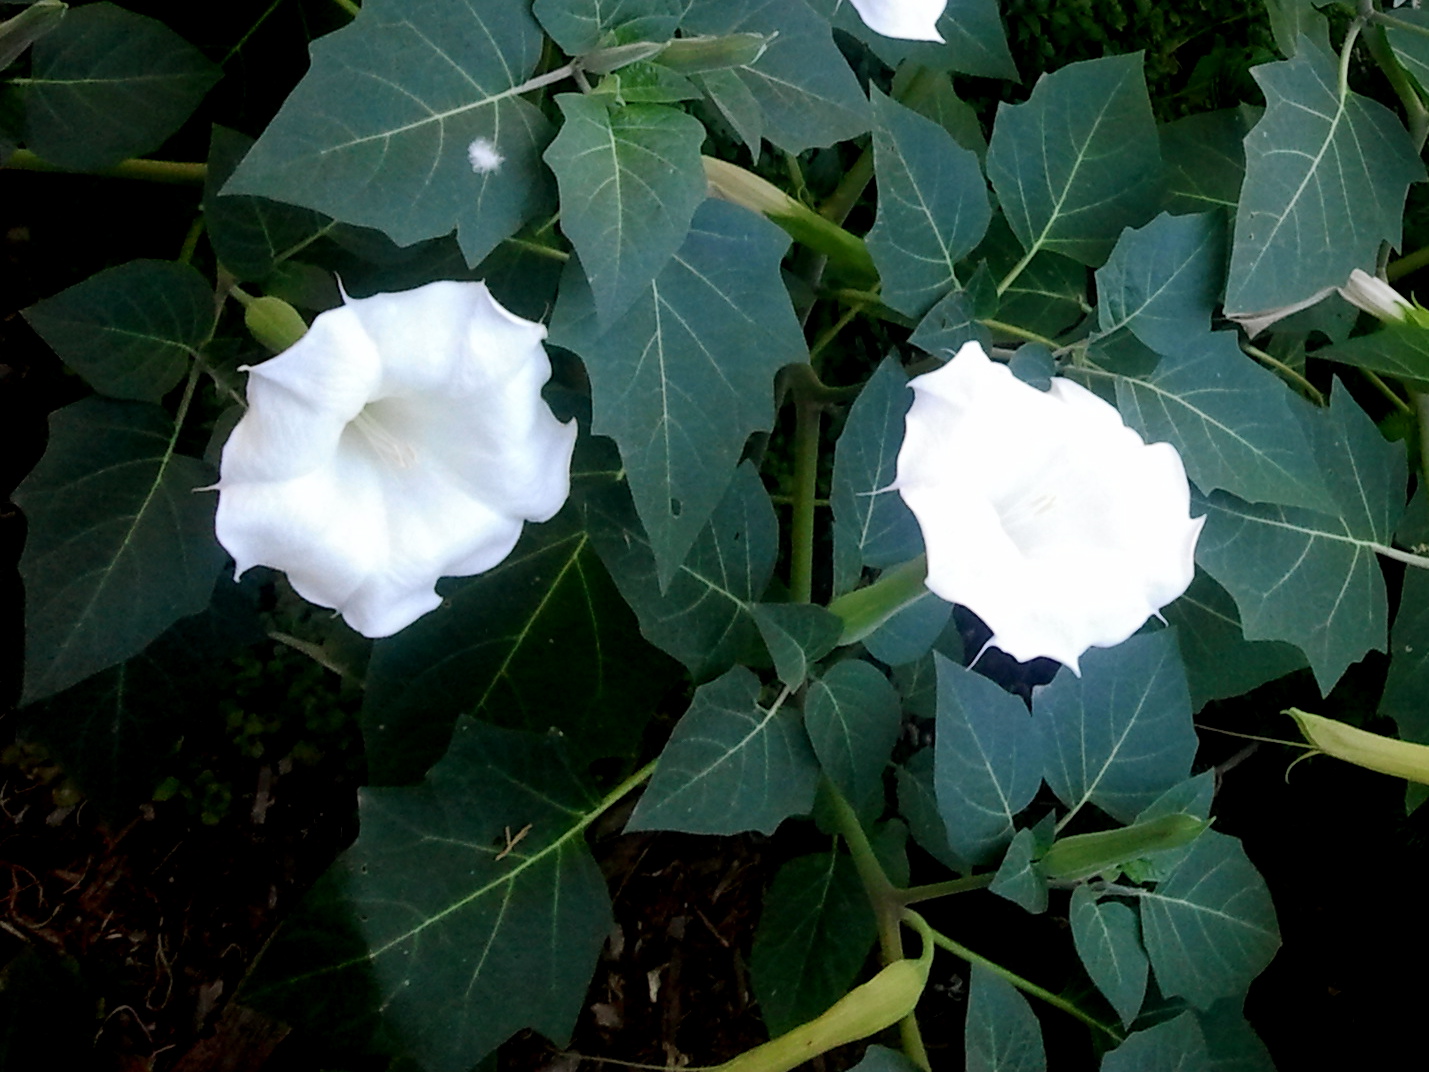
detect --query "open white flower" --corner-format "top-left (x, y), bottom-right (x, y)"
top-left (895, 342), bottom-right (1203, 672)
top-left (847, 0), bottom-right (945, 42)
top-left (215, 281), bottom-right (577, 638)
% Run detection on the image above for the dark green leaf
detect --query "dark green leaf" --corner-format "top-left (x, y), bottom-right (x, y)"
top-left (683, 0), bottom-right (870, 153)
top-left (907, 264), bottom-right (996, 359)
top-left (986, 53), bottom-right (1162, 267)
top-left (1033, 631), bottom-right (1197, 824)
top-left (587, 462), bottom-right (776, 680)
top-left (248, 721), bottom-right (613, 1072)
top-left (934, 654), bottom-right (1043, 865)
top-left (1193, 386), bottom-right (1406, 691)
top-left (1224, 39), bottom-right (1424, 318)
top-left (18, 398), bottom-right (225, 704)
top-left (1070, 885), bottom-right (1148, 1028)
top-left (1329, 320), bottom-right (1429, 391)
top-left (831, 357), bottom-right (923, 596)
top-left (989, 828), bottom-right (1047, 914)
top-left (1197, 1001), bottom-right (1276, 1072)
top-left (863, 589), bottom-right (953, 666)
top-left (21, 2), bottom-right (218, 171)
top-left (867, 87), bottom-right (991, 319)
top-left (627, 665), bottom-right (820, 834)
top-left (23, 260), bottom-right (212, 402)
top-left (1381, 568), bottom-right (1429, 744)
top-left (1102, 1012), bottom-right (1211, 1072)
top-left (965, 964), bottom-right (1047, 1072)
top-left (805, 659), bottom-right (902, 818)
top-left (532, 0), bottom-right (682, 53)
top-left (1263, 0), bottom-right (1329, 57)
top-left (850, 1045), bottom-right (923, 1072)
top-left (362, 511), bottom-right (674, 784)
top-left (552, 200), bottom-right (806, 583)
top-left (973, 214), bottom-right (1087, 339)
top-left (1159, 107), bottom-right (1254, 217)
top-left (1113, 331), bottom-right (1335, 512)
top-left (752, 602), bottom-right (843, 687)
top-left (225, 0), bottom-right (554, 265)
top-left (893, 64), bottom-right (987, 160)
top-left (814, 0), bottom-right (1017, 81)
top-left (897, 747), bottom-right (967, 872)
top-left (1094, 212), bottom-right (1223, 356)
top-left (1161, 572), bottom-right (1308, 713)
top-left (1140, 832), bottom-right (1281, 1009)
top-left (203, 126), bottom-right (339, 283)
top-left (692, 66), bottom-right (764, 152)
top-left (544, 95), bottom-right (706, 322)
top-left (749, 850), bottom-right (878, 1036)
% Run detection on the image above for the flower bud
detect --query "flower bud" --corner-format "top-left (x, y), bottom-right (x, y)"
top-left (243, 295), bottom-right (309, 354)
top-left (1289, 708), bottom-right (1429, 785)
top-left (1338, 268), bottom-right (1413, 323)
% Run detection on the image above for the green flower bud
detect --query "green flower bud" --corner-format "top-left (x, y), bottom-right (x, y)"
top-left (244, 295), bottom-right (308, 354)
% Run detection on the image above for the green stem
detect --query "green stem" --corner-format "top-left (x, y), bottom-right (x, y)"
top-left (1415, 391), bottom-right (1429, 486)
top-left (1339, 17), bottom-right (1365, 101)
top-left (222, 0), bottom-right (287, 65)
top-left (980, 318), bottom-right (1061, 348)
top-left (331, 0), bottom-right (360, 16)
top-left (823, 782), bottom-right (929, 1071)
top-left (922, 923), bottom-right (1124, 1043)
top-left (1361, 368), bottom-right (1414, 416)
top-left (1370, 540), bottom-right (1429, 570)
top-left (1238, 343), bottom-right (1326, 405)
top-left (809, 301), bottom-right (865, 370)
top-left (1371, 9), bottom-right (1429, 40)
top-left (177, 216), bottom-right (205, 266)
top-left (2, 149), bottom-right (207, 184)
top-left (789, 397), bottom-right (822, 604)
top-left (501, 235), bottom-right (571, 262)
top-left (1363, 21), bottom-right (1429, 150)
top-left (896, 873), bottom-right (995, 905)
top-left (996, 245), bottom-right (1038, 297)
top-left (1388, 244), bottom-right (1429, 281)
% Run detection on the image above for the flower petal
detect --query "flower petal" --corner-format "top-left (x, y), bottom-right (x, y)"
top-left (896, 342), bottom-right (1202, 670)
top-left (847, 0), bottom-right (946, 42)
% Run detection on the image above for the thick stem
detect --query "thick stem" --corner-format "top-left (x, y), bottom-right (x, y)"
top-left (789, 398), bottom-right (822, 604)
top-left (1416, 391), bottom-right (1429, 488)
top-left (897, 873), bottom-right (995, 905)
top-left (2, 149), bottom-right (207, 184)
top-left (922, 922), bottom-right (1124, 1043)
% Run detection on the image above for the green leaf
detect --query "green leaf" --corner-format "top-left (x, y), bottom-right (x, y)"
top-left (863, 589), bottom-right (953, 666)
top-left (17, 398), bottom-right (225, 705)
top-left (1139, 831), bottom-right (1281, 1009)
top-left (1193, 385), bottom-right (1406, 691)
top-left (1381, 569), bottom-right (1429, 745)
top-left (1386, 9), bottom-right (1429, 95)
top-left (543, 95), bottom-right (706, 322)
top-left (1033, 631), bottom-right (1196, 824)
top-left (224, 0), bottom-right (554, 266)
top-left (0, 1), bottom-right (65, 72)
top-left (682, 0), bottom-right (870, 154)
top-left (533, 0), bottom-right (682, 53)
top-left (1112, 331), bottom-right (1335, 513)
top-left (627, 665), bottom-right (820, 834)
top-left (1224, 38), bottom-right (1424, 318)
top-left (1159, 107), bottom-right (1254, 218)
top-left (850, 1046), bottom-right (923, 1072)
top-left (1102, 1012), bottom-right (1211, 1072)
top-left (814, 0), bottom-right (1017, 81)
top-left (753, 603), bottom-right (843, 687)
top-left (965, 964), bottom-right (1047, 1072)
top-left (1070, 885), bottom-right (1148, 1028)
top-left (19, 2), bottom-right (218, 171)
top-left (1094, 212), bottom-right (1224, 357)
top-left (22, 260), bottom-right (212, 402)
top-left (362, 510), bottom-right (674, 784)
top-left (897, 747), bottom-right (967, 872)
top-left (805, 659), bottom-right (903, 818)
top-left (867, 87), bottom-right (991, 319)
top-left (1197, 1001), bottom-right (1276, 1072)
top-left (989, 828), bottom-right (1047, 914)
top-left (986, 53), bottom-right (1162, 268)
top-left (893, 63), bottom-right (987, 160)
top-left (203, 126), bottom-right (339, 283)
top-left (831, 357), bottom-right (923, 596)
top-left (973, 214), bottom-right (1088, 339)
top-left (552, 200), bottom-right (806, 584)
top-left (1161, 571), bottom-right (1308, 713)
top-left (908, 268), bottom-right (996, 356)
top-left (1328, 320), bottom-right (1429, 391)
top-left (749, 849), bottom-right (879, 1036)
top-left (934, 654), bottom-right (1043, 865)
top-left (248, 721), bottom-right (613, 1072)
top-left (693, 66), bottom-right (764, 152)
top-left (586, 462), bottom-right (776, 680)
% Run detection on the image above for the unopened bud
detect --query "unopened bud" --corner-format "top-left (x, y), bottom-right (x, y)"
top-left (244, 295), bottom-right (308, 354)
top-left (658, 33), bottom-right (771, 74)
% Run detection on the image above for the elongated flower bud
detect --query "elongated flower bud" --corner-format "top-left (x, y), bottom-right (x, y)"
top-left (243, 295), bottom-right (309, 354)
top-left (1289, 708), bottom-right (1429, 785)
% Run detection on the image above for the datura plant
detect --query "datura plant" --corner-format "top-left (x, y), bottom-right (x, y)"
top-left (13, 0), bottom-right (1429, 1069)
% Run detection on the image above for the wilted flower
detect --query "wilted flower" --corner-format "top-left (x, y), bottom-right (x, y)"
top-left (215, 281), bottom-right (577, 638)
top-left (894, 342), bottom-right (1203, 671)
top-left (847, 0), bottom-right (946, 42)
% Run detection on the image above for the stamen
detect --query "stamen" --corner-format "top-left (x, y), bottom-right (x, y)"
top-left (351, 408), bottom-right (417, 469)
